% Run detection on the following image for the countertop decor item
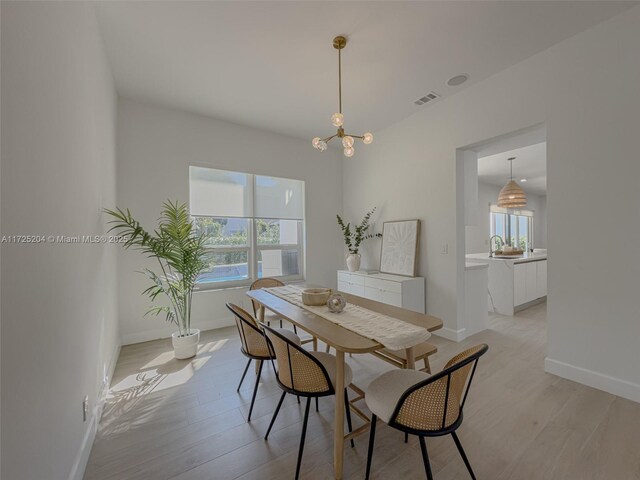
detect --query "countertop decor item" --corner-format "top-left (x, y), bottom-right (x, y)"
top-left (497, 156), bottom-right (527, 208)
top-left (104, 201), bottom-right (208, 359)
top-left (337, 207), bottom-right (381, 272)
top-left (302, 288), bottom-right (332, 306)
top-left (327, 293), bottom-right (347, 313)
top-left (311, 36), bottom-right (373, 158)
top-left (380, 219), bottom-right (420, 277)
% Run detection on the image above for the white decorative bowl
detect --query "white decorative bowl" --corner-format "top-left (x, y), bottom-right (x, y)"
top-left (302, 288), bottom-right (332, 306)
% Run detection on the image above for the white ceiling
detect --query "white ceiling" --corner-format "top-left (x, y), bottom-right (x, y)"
top-left (478, 142), bottom-right (547, 196)
top-left (96, 1), bottom-right (637, 142)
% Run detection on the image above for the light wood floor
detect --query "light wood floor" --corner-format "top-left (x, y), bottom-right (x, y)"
top-left (85, 302), bottom-right (640, 479)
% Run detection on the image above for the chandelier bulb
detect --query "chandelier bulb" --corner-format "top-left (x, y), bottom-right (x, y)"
top-left (363, 132), bottom-right (373, 144)
top-left (317, 140), bottom-right (328, 152)
top-left (331, 113), bottom-right (344, 127)
top-left (312, 137), bottom-right (321, 148)
top-left (344, 146), bottom-right (354, 157)
top-left (342, 136), bottom-right (354, 148)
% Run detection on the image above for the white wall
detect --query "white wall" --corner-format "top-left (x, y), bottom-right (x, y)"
top-left (344, 6), bottom-right (640, 400)
top-left (1, 3), bottom-right (119, 479)
top-left (465, 182), bottom-right (547, 254)
top-left (116, 99), bottom-right (344, 344)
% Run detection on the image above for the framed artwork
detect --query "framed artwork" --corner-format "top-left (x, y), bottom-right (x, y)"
top-left (379, 219), bottom-right (420, 277)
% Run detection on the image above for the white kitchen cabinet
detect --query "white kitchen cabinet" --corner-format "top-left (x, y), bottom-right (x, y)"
top-left (514, 260), bottom-right (547, 307)
top-left (514, 264), bottom-right (527, 306)
top-left (337, 270), bottom-right (425, 313)
top-left (536, 260), bottom-right (547, 298)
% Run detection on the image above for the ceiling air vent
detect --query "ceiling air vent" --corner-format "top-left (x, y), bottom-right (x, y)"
top-left (414, 91), bottom-right (440, 106)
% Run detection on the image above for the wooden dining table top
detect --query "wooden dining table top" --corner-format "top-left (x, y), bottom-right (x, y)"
top-left (247, 287), bottom-right (443, 353)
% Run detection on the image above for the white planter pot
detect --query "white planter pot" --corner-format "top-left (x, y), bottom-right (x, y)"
top-left (171, 329), bottom-right (200, 359)
top-left (346, 253), bottom-right (361, 272)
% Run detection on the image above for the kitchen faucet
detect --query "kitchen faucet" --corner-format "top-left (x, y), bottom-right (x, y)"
top-left (489, 235), bottom-right (504, 257)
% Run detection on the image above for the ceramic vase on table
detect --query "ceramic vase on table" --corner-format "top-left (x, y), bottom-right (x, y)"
top-left (346, 253), bottom-right (361, 272)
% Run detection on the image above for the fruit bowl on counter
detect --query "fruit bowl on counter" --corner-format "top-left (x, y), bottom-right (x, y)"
top-left (494, 249), bottom-right (524, 257)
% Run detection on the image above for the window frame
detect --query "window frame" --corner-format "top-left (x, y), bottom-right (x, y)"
top-left (489, 205), bottom-right (534, 251)
top-left (190, 167), bottom-right (306, 291)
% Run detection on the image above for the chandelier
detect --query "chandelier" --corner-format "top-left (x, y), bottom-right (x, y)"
top-left (497, 157), bottom-right (527, 208)
top-left (312, 36), bottom-right (373, 157)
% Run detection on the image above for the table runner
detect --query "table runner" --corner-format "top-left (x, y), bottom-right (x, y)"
top-left (264, 285), bottom-right (430, 351)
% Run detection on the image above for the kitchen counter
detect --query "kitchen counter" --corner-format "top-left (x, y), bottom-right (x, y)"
top-left (465, 251), bottom-right (547, 315)
top-left (466, 251), bottom-right (547, 264)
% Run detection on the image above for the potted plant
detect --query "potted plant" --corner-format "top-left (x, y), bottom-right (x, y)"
top-left (104, 201), bottom-right (208, 359)
top-left (336, 207), bottom-right (381, 272)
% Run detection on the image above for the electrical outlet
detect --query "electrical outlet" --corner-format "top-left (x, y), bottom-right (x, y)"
top-left (83, 395), bottom-right (89, 422)
top-left (441, 243), bottom-right (449, 254)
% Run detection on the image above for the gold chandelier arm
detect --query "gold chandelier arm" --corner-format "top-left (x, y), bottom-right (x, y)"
top-left (323, 134), bottom-right (337, 143)
top-left (346, 134), bottom-right (364, 139)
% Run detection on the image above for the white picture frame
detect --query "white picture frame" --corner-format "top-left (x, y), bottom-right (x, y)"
top-left (379, 219), bottom-right (420, 277)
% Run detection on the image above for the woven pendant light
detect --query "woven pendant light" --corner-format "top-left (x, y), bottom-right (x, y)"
top-left (497, 157), bottom-right (527, 208)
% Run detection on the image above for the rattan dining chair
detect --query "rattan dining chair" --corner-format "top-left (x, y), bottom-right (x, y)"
top-left (226, 303), bottom-right (301, 422)
top-left (249, 277), bottom-right (291, 330)
top-left (365, 344), bottom-right (488, 480)
top-left (261, 323), bottom-right (356, 480)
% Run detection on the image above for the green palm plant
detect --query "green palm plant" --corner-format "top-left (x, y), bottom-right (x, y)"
top-left (336, 207), bottom-right (381, 254)
top-left (104, 201), bottom-right (208, 337)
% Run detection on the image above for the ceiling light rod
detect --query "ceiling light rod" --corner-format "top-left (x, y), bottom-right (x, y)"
top-left (312, 35), bottom-right (373, 157)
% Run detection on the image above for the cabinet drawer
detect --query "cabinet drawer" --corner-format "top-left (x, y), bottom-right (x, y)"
top-left (382, 291), bottom-right (402, 307)
top-left (337, 281), bottom-right (350, 293)
top-left (350, 284), bottom-right (365, 297)
top-left (338, 272), bottom-right (352, 284)
top-left (364, 286), bottom-right (383, 302)
top-left (364, 277), bottom-right (402, 293)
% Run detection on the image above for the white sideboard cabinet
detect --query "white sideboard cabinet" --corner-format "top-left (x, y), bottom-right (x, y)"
top-left (337, 270), bottom-right (425, 313)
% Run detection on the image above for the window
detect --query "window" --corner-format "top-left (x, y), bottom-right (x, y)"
top-left (189, 166), bottom-right (305, 288)
top-left (490, 205), bottom-right (533, 251)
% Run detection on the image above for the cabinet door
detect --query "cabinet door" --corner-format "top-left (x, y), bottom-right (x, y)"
top-left (350, 284), bottom-right (365, 297)
top-left (382, 290), bottom-right (402, 307)
top-left (514, 264), bottom-right (527, 306)
top-left (525, 262), bottom-right (537, 303)
top-left (364, 286), bottom-right (383, 302)
top-left (536, 260), bottom-right (547, 298)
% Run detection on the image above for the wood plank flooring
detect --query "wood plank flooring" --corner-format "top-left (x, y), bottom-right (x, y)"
top-left (84, 302), bottom-right (640, 479)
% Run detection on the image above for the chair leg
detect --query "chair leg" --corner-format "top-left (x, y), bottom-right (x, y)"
top-left (424, 356), bottom-right (431, 373)
top-left (325, 343), bottom-right (330, 353)
top-left (280, 319), bottom-right (283, 328)
top-left (405, 432), bottom-right (409, 443)
top-left (237, 358), bottom-right (251, 392)
top-left (365, 414), bottom-right (377, 480)
top-left (315, 397), bottom-right (319, 412)
top-left (293, 324), bottom-right (298, 334)
top-left (265, 391), bottom-right (286, 439)
top-left (344, 389), bottom-right (354, 447)
top-left (295, 397), bottom-right (312, 480)
top-left (452, 432), bottom-right (477, 480)
top-left (418, 436), bottom-right (434, 480)
top-left (247, 359), bottom-right (263, 422)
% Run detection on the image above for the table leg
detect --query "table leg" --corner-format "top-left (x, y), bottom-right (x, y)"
top-left (405, 346), bottom-right (416, 370)
top-left (312, 337), bottom-right (318, 351)
top-left (334, 349), bottom-right (345, 479)
top-left (258, 305), bottom-right (265, 322)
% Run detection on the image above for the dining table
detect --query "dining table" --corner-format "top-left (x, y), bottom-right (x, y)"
top-left (246, 286), bottom-right (443, 479)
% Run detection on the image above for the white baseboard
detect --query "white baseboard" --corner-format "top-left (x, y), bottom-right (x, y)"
top-left (68, 341), bottom-right (121, 480)
top-left (121, 317), bottom-right (235, 345)
top-left (545, 357), bottom-right (640, 404)
top-left (434, 327), bottom-right (467, 342)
